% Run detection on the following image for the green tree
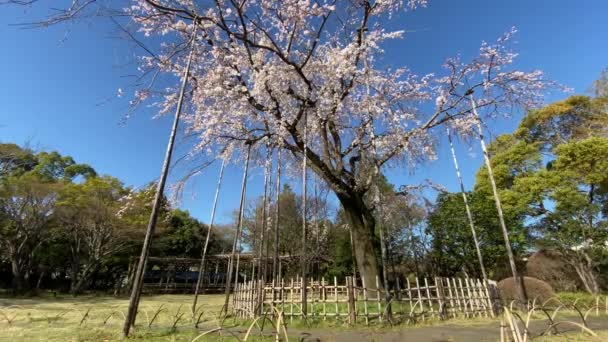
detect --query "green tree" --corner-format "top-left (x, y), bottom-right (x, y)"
top-left (0, 173), bottom-right (58, 292)
top-left (471, 86), bottom-right (608, 292)
top-left (376, 177), bottom-right (427, 282)
top-left (0, 143), bottom-right (97, 292)
top-left (276, 184), bottom-right (302, 260)
top-left (56, 176), bottom-right (128, 294)
top-left (515, 95), bottom-right (607, 152)
top-left (156, 209), bottom-right (206, 258)
top-left (116, 183), bottom-right (169, 230)
top-left (323, 221), bottom-right (355, 279)
top-left (516, 138), bottom-right (608, 293)
top-left (592, 68), bottom-right (608, 99)
top-left (155, 209), bottom-right (232, 259)
top-left (244, 183), bottom-right (335, 278)
top-left (0, 143), bottom-right (37, 177)
top-left (31, 151), bottom-right (96, 182)
top-left (426, 191), bottom-right (527, 279)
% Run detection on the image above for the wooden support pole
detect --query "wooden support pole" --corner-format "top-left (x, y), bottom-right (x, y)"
top-left (192, 159), bottom-right (226, 314)
top-left (122, 23), bottom-right (198, 337)
top-left (259, 150), bottom-right (272, 282)
top-left (470, 94), bottom-right (526, 303)
top-left (447, 128), bottom-right (488, 280)
top-left (272, 148), bottom-right (281, 282)
top-left (301, 111), bottom-right (309, 318)
top-left (222, 143), bottom-right (252, 314)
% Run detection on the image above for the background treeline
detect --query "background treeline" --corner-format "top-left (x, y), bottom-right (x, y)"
top-left (2, 73), bottom-right (607, 296)
top-left (425, 72), bottom-right (608, 293)
top-left (0, 147), bottom-right (233, 294)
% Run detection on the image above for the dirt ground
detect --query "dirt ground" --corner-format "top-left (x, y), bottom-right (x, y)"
top-left (281, 316), bottom-right (608, 342)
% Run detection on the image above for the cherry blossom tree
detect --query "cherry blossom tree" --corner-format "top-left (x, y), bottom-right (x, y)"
top-left (6, 0), bottom-right (553, 292)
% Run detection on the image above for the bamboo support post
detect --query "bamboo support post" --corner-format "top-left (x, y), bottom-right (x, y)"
top-left (406, 278), bottom-right (413, 314)
top-left (435, 277), bottom-right (446, 319)
top-left (347, 276), bottom-right (356, 324)
top-left (362, 276), bottom-right (369, 325)
top-left (483, 278), bottom-right (495, 317)
top-left (424, 278), bottom-right (433, 317)
top-left (468, 278), bottom-right (480, 316)
top-left (334, 277), bottom-right (339, 317)
top-left (415, 278), bottom-right (424, 321)
top-left (290, 278), bottom-right (294, 322)
top-left (458, 278), bottom-right (467, 317)
top-left (322, 277), bottom-right (326, 320)
top-left (376, 276), bottom-right (382, 322)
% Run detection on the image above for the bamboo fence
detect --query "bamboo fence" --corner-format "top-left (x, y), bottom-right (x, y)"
top-left (233, 276), bottom-right (500, 324)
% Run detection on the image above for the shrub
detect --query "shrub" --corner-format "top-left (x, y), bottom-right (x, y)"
top-left (497, 276), bottom-right (555, 303)
top-left (557, 292), bottom-right (604, 307)
top-left (525, 249), bottom-right (580, 292)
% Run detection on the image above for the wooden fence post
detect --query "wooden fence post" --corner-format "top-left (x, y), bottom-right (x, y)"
top-left (435, 277), bottom-right (447, 320)
top-left (458, 278), bottom-right (469, 317)
top-left (376, 275), bottom-right (382, 322)
top-left (322, 277), bottom-right (327, 320)
top-left (596, 296), bottom-right (599, 317)
top-left (415, 277), bottom-right (424, 322)
top-left (487, 279), bottom-right (502, 316)
top-left (290, 278), bottom-right (294, 323)
top-left (480, 278), bottom-right (494, 318)
top-left (271, 278), bottom-right (276, 317)
top-left (362, 276), bottom-right (369, 325)
top-left (334, 276), bottom-right (339, 317)
top-left (347, 276), bottom-right (356, 324)
top-left (424, 278), bottom-right (433, 318)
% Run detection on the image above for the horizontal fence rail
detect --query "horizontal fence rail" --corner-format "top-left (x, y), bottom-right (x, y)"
top-left (233, 276), bottom-right (501, 324)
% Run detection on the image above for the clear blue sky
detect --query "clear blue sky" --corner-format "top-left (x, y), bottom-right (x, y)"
top-left (1, 1), bottom-right (606, 224)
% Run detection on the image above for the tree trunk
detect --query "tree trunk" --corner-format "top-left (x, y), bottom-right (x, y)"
top-left (10, 257), bottom-right (26, 293)
top-left (349, 227), bottom-right (358, 278)
top-left (572, 258), bottom-right (599, 294)
top-left (338, 192), bottom-right (381, 291)
top-left (36, 271), bottom-right (45, 290)
top-left (71, 263), bottom-right (97, 296)
top-left (70, 261), bottom-right (80, 295)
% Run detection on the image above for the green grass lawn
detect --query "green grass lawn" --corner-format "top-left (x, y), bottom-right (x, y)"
top-left (0, 294), bottom-right (241, 341)
top-left (1, 293), bottom-right (607, 341)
